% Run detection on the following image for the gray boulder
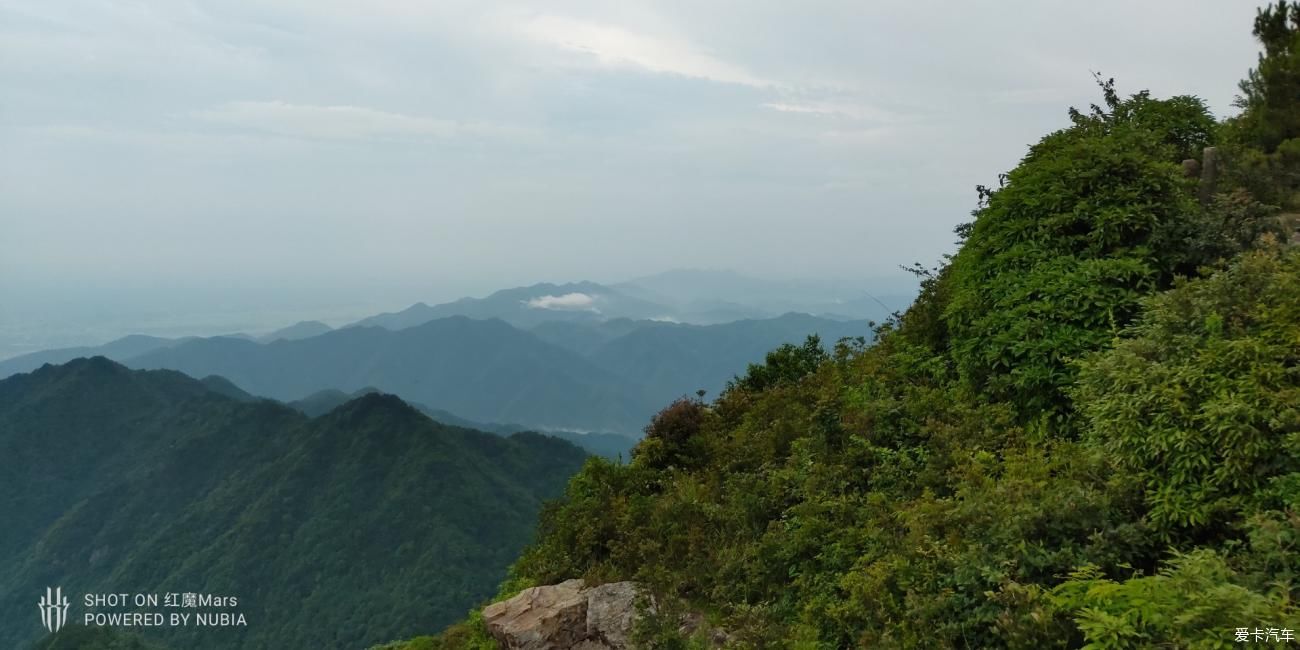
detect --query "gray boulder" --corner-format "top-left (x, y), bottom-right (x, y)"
top-left (483, 580), bottom-right (650, 649)
top-left (483, 579), bottom-right (590, 650)
top-left (585, 582), bottom-right (643, 648)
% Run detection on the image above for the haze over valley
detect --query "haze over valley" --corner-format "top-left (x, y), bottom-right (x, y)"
top-left (1, 270), bottom-right (895, 436)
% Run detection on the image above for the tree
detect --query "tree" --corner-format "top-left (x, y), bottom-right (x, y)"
top-left (1223, 2), bottom-right (1300, 209)
top-left (1235, 1), bottom-right (1300, 153)
top-left (728, 335), bottom-right (828, 394)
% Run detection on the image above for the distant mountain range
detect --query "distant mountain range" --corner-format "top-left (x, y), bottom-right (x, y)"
top-left (0, 272), bottom-right (894, 435)
top-left (0, 312), bottom-right (872, 434)
top-left (615, 269), bottom-right (909, 322)
top-left (524, 312), bottom-right (872, 406)
top-left (0, 357), bottom-right (589, 649)
top-left (345, 271), bottom-right (911, 331)
top-left (0, 334), bottom-right (193, 374)
top-left (125, 316), bottom-right (654, 431)
top-left (260, 319), bottom-right (333, 342)
top-left (0, 269), bottom-right (912, 369)
top-left (347, 281), bottom-right (672, 330)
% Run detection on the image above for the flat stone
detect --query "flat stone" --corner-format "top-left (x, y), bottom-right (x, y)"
top-left (483, 579), bottom-right (589, 650)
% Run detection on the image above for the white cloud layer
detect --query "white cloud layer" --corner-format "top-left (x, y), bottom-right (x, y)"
top-left (524, 293), bottom-right (599, 311)
top-left (518, 14), bottom-right (775, 87)
top-left (762, 101), bottom-right (897, 123)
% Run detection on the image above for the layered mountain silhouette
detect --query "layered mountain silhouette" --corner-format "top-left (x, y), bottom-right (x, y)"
top-left (346, 281), bottom-right (671, 330)
top-left (533, 312), bottom-right (873, 403)
top-left (0, 358), bottom-right (588, 649)
top-left (615, 269), bottom-right (912, 323)
top-left (0, 313), bottom-right (872, 434)
top-left (0, 334), bottom-right (189, 377)
top-left (591, 313), bottom-right (869, 398)
top-left (258, 319), bottom-right (332, 342)
top-left (345, 273), bottom-right (906, 331)
top-left (127, 316), bottom-right (654, 432)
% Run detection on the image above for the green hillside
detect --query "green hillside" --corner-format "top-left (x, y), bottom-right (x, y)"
top-left (33, 626), bottom-right (166, 650)
top-left (402, 5), bottom-right (1300, 648)
top-left (0, 358), bottom-right (588, 649)
top-left (290, 387), bottom-right (636, 459)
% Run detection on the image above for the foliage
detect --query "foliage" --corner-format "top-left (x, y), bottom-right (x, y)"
top-left (33, 626), bottom-right (167, 650)
top-left (1223, 1), bottom-right (1300, 209)
top-left (369, 611), bottom-right (496, 650)
top-left (1234, 2), bottom-right (1300, 154)
top-left (729, 335), bottom-right (830, 394)
top-left (435, 17), bottom-right (1300, 647)
top-left (1065, 76), bottom-right (1217, 162)
top-left (637, 396), bottom-right (709, 470)
top-left (1051, 550), bottom-right (1299, 649)
top-left (942, 84), bottom-right (1207, 428)
top-left (120, 7), bottom-right (1300, 649)
top-left (0, 360), bottom-right (588, 650)
top-left (1156, 188), bottom-right (1285, 271)
top-left (1076, 246), bottom-right (1300, 536)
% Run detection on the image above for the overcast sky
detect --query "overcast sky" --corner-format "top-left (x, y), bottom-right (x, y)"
top-left (0, 1), bottom-right (1266, 351)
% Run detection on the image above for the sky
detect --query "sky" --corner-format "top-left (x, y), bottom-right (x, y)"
top-left (0, 0), bottom-right (1267, 354)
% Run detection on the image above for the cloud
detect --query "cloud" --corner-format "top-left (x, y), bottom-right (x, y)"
top-left (762, 101), bottom-right (898, 122)
top-left (523, 292), bottom-right (598, 311)
top-left (194, 101), bottom-right (523, 140)
top-left (517, 15), bottom-right (775, 88)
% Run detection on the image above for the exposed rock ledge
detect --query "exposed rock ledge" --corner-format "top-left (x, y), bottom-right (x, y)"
top-left (483, 579), bottom-right (723, 649)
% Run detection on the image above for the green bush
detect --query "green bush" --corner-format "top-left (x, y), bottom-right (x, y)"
top-left (390, 8), bottom-right (1300, 649)
top-left (1076, 247), bottom-right (1300, 536)
top-left (944, 89), bottom-right (1206, 428)
top-left (1052, 550), bottom-right (1298, 650)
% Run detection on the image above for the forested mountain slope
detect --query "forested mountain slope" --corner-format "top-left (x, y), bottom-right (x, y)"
top-left (394, 5), bottom-right (1300, 648)
top-left (0, 358), bottom-right (588, 649)
top-left (290, 387), bottom-right (636, 459)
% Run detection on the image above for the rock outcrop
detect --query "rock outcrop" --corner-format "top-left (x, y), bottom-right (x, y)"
top-left (483, 579), bottom-right (591, 650)
top-left (483, 580), bottom-right (648, 650)
top-left (1198, 145), bottom-right (1220, 206)
top-left (583, 582), bottom-right (641, 648)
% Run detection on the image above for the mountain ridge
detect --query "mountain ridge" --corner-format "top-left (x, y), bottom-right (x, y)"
top-left (127, 315), bottom-right (656, 432)
top-left (0, 357), bottom-right (590, 649)
top-left (6, 313), bottom-right (868, 435)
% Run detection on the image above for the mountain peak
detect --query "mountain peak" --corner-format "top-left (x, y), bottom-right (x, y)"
top-left (261, 320), bottom-right (333, 342)
top-left (4, 357), bottom-right (219, 411)
top-left (55, 355), bottom-right (130, 377)
top-left (328, 391), bottom-right (425, 424)
top-left (199, 375), bottom-right (255, 401)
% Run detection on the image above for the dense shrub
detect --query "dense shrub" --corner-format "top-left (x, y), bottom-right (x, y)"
top-left (943, 88), bottom-right (1207, 429)
top-left (406, 7), bottom-right (1300, 649)
top-left (1077, 246), bottom-right (1300, 536)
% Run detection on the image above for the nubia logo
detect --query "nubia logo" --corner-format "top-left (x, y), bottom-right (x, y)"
top-left (38, 587), bottom-right (70, 634)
